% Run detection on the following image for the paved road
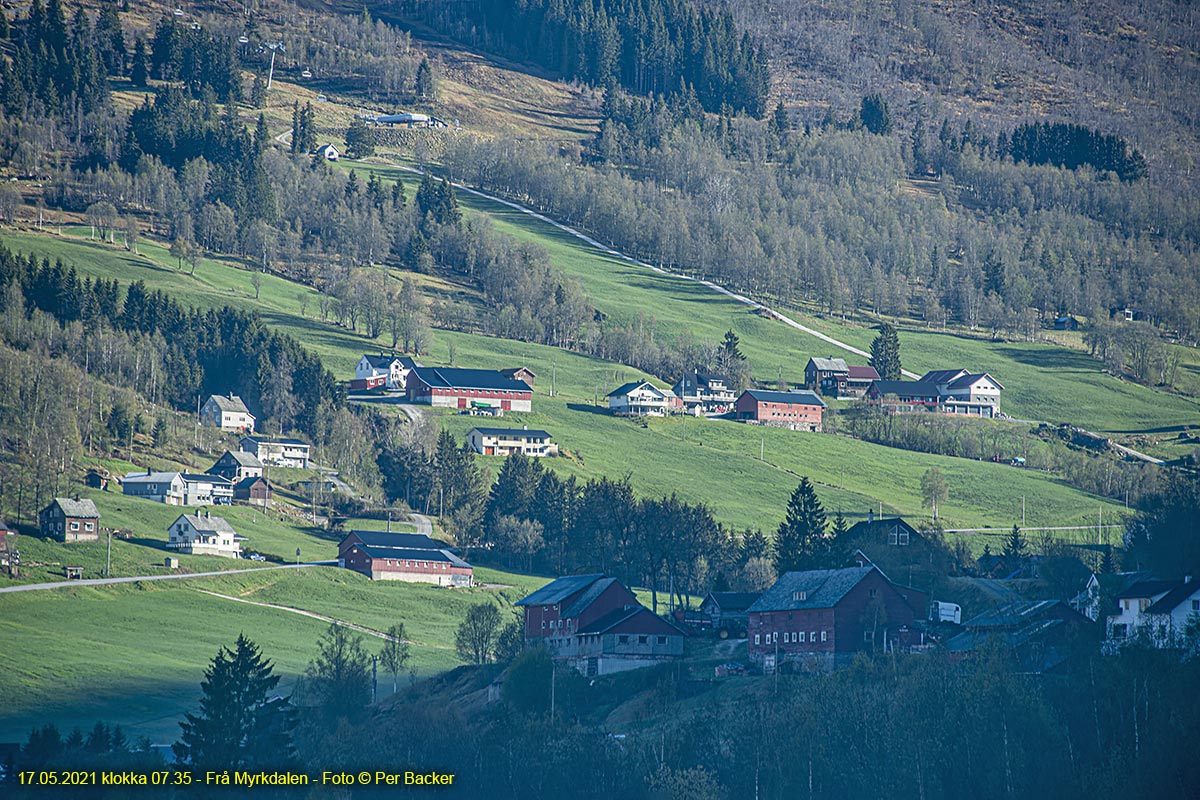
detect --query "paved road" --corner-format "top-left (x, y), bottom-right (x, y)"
top-left (0, 562), bottom-right (336, 594)
top-left (365, 159), bottom-right (921, 379)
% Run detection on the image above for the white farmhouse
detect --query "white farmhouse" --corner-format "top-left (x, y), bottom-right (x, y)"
top-left (240, 436), bottom-right (311, 468)
top-left (607, 380), bottom-right (680, 417)
top-left (352, 354), bottom-right (421, 391)
top-left (200, 394), bottom-right (256, 433)
top-left (168, 513), bottom-right (244, 558)
top-left (122, 471), bottom-right (187, 505)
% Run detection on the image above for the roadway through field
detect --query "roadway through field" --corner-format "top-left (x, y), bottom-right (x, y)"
top-left (0, 562), bottom-right (336, 593)
top-left (192, 589), bottom-right (419, 643)
top-left (367, 159), bottom-right (921, 379)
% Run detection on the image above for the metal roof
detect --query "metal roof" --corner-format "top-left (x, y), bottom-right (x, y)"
top-left (410, 367), bottom-right (531, 393)
top-left (178, 514), bottom-right (236, 534)
top-left (515, 574), bottom-right (606, 606)
top-left (807, 357), bottom-right (849, 373)
top-left (347, 543), bottom-right (471, 567)
top-left (740, 389), bottom-right (826, 407)
top-left (607, 380), bottom-right (663, 398)
top-left (1145, 581), bottom-right (1200, 615)
top-left (46, 498), bottom-right (100, 518)
top-left (344, 530), bottom-right (453, 551)
top-left (748, 567), bottom-right (876, 612)
top-left (207, 394), bottom-right (251, 414)
top-left (470, 427), bottom-right (552, 439)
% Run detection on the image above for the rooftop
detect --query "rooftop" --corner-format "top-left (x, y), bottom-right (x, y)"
top-left (608, 380), bottom-right (664, 398)
top-left (179, 514), bottom-right (236, 534)
top-left (741, 389), bottom-right (826, 407)
top-left (749, 567), bottom-right (876, 612)
top-left (410, 367), bottom-right (531, 393)
top-left (344, 530), bottom-right (454, 551)
top-left (207, 394), bottom-right (251, 414)
top-left (470, 427), bottom-right (553, 439)
top-left (516, 574), bottom-right (606, 607)
top-left (46, 498), bottom-right (100, 518)
top-left (808, 356), bottom-right (849, 373)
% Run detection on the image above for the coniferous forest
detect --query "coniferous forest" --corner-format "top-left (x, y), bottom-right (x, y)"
top-left (390, 0), bottom-right (770, 115)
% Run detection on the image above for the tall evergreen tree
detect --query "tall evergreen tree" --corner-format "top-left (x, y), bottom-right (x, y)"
top-left (1002, 525), bottom-right (1027, 564)
top-left (775, 477), bottom-right (829, 573)
top-left (869, 322), bottom-right (902, 380)
top-left (172, 634), bottom-right (292, 769)
top-left (415, 57), bottom-right (435, 99)
top-left (130, 37), bottom-right (148, 86)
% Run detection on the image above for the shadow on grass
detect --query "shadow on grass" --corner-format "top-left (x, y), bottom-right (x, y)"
top-left (994, 345), bottom-right (1097, 372)
top-left (566, 403), bottom-right (611, 416)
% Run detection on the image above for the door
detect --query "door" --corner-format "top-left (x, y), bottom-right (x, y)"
top-left (501, 399), bottom-right (511, 411)
top-left (458, 397), bottom-right (467, 409)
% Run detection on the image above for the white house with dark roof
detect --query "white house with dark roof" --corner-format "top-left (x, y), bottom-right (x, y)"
top-left (314, 143), bottom-right (340, 161)
top-left (200, 394), bottom-right (256, 433)
top-left (122, 471), bottom-right (187, 505)
top-left (352, 354), bottom-right (421, 391)
top-left (239, 436), bottom-right (311, 468)
top-left (607, 380), bottom-right (680, 416)
top-left (1107, 575), bottom-right (1200, 650)
top-left (672, 373), bottom-right (737, 413)
top-left (168, 513), bottom-right (244, 558)
top-left (467, 427), bottom-right (556, 457)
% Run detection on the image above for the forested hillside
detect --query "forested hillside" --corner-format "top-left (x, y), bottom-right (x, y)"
top-left (712, 0), bottom-right (1200, 175)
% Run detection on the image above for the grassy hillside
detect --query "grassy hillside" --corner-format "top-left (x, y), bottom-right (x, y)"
top-left (0, 226), bottom-right (1130, 534)
top-left (0, 564), bottom-right (542, 743)
top-left (348, 162), bottom-right (1200, 440)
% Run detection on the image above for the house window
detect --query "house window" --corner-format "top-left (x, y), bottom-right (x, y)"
top-left (821, 631), bottom-right (827, 642)
top-left (899, 531), bottom-right (910, 546)
top-left (863, 631), bottom-right (874, 643)
top-left (70, 522), bottom-right (79, 531)
top-left (888, 531), bottom-right (898, 545)
top-left (1193, 600), bottom-right (1200, 612)
top-left (618, 635), bottom-right (629, 644)
top-left (869, 589), bottom-right (877, 598)
top-left (811, 631), bottom-right (816, 642)
top-left (639, 635), bottom-right (648, 644)
top-left (657, 636), bottom-right (666, 644)
top-left (792, 590), bottom-right (807, 601)
top-left (773, 632), bottom-right (778, 643)
top-left (754, 634), bottom-right (760, 645)
top-left (799, 631), bottom-right (805, 643)
top-left (542, 621), bottom-right (546, 629)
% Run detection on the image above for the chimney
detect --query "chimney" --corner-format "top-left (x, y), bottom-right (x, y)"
top-left (867, 508), bottom-right (874, 523)
top-left (523, 424), bottom-right (528, 430)
top-left (1186, 574), bottom-right (1194, 584)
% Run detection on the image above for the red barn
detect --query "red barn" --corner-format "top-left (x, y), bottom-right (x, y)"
top-left (734, 389), bottom-right (826, 431)
top-left (338, 530), bottom-right (473, 587)
top-left (748, 566), bottom-right (918, 671)
top-left (515, 574), bottom-right (686, 675)
top-left (515, 574), bottom-right (638, 642)
top-left (406, 367), bottom-right (533, 412)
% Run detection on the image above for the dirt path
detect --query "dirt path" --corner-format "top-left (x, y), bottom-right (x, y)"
top-left (193, 589), bottom-right (418, 644)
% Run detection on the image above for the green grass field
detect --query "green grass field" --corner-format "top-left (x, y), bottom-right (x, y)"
top-left (0, 226), bottom-right (1131, 532)
top-left (346, 161), bottom-right (1200, 438)
top-left (0, 564), bottom-right (546, 743)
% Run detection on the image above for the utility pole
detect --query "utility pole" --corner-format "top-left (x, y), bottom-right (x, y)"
top-left (1022, 496), bottom-right (1025, 527)
top-left (760, 438), bottom-right (764, 462)
top-left (551, 361), bottom-right (556, 398)
top-left (105, 530), bottom-right (112, 578)
top-left (549, 661), bottom-right (556, 719)
top-left (372, 655), bottom-right (378, 703)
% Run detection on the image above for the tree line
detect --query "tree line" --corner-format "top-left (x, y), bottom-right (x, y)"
top-left (0, 242), bottom-right (343, 440)
top-left (388, 0), bottom-right (769, 115)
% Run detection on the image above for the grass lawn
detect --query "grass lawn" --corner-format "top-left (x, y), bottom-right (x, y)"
top-left (345, 161), bottom-right (1200, 439)
top-left (0, 228), bottom-right (1131, 533)
top-left (0, 563), bottom-right (546, 744)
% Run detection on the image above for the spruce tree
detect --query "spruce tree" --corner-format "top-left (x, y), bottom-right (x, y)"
top-left (173, 634), bottom-right (291, 769)
top-left (415, 57), bottom-right (435, 99)
top-left (130, 38), bottom-right (148, 86)
top-left (1002, 525), bottom-right (1027, 563)
top-left (869, 322), bottom-right (902, 380)
top-left (775, 477), bottom-right (829, 574)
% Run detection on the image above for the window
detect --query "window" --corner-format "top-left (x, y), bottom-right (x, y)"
top-left (639, 636), bottom-right (648, 644)
top-left (899, 531), bottom-right (910, 546)
top-left (869, 589), bottom-right (877, 598)
top-left (618, 635), bottom-right (629, 644)
top-left (542, 621), bottom-right (546, 629)
top-left (863, 631), bottom-right (874, 643)
top-left (799, 632), bottom-right (806, 643)
top-left (888, 530), bottom-right (898, 545)
top-left (792, 590), bottom-right (807, 601)
top-left (1193, 600), bottom-right (1200, 612)
top-left (811, 631), bottom-right (817, 642)
top-left (821, 631), bottom-right (827, 642)
top-left (657, 636), bottom-right (666, 644)
top-left (755, 634), bottom-right (761, 645)
top-left (70, 522), bottom-right (79, 531)
top-left (773, 632), bottom-right (778, 643)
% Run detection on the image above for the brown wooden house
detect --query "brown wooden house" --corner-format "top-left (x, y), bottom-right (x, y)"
top-left (748, 566), bottom-right (919, 671)
top-left (39, 498), bottom-right (101, 543)
top-left (234, 476), bottom-right (271, 506)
